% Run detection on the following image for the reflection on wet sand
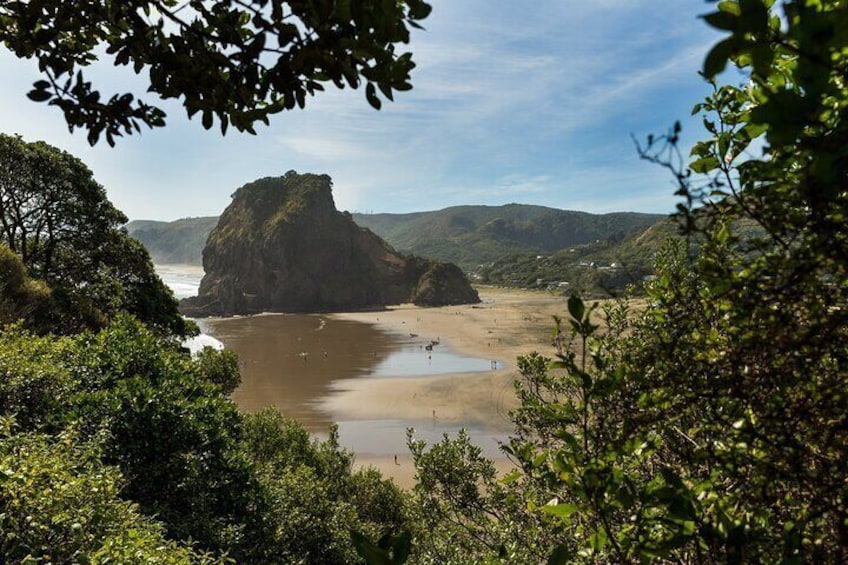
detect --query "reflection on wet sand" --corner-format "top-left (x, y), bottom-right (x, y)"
top-left (200, 314), bottom-right (397, 429)
top-left (199, 313), bottom-right (498, 432)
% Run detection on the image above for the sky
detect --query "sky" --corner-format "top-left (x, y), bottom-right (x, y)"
top-left (0, 1), bottom-right (723, 222)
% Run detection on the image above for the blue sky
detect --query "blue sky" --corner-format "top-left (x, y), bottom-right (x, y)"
top-left (0, 1), bottom-right (722, 221)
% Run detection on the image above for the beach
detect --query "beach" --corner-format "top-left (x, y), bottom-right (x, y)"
top-left (324, 286), bottom-right (571, 487)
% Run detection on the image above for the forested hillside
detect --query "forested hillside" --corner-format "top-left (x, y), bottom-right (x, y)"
top-left (479, 217), bottom-right (681, 295)
top-left (127, 216), bottom-right (219, 264)
top-left (128, 205), bottom-right (664, 272)
top-left (353, 205), bottom-right (664, 269)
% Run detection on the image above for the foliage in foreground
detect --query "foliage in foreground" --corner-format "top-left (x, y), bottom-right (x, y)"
top-left (0, 0), bottom-right (431, 144)
top-left (0, 422), bottom-right (222, 565)
top-left (0, 134), bottom-right (189, 337)
top-left (0, 317), bottom-right (407, 564)
top-left (405, 0), bottom-right (848, 562)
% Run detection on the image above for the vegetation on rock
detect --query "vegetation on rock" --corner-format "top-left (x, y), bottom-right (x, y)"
top-left (128, 206), bottom-right (665, 280)
top-left (180, 171), bottom-right (479, 316)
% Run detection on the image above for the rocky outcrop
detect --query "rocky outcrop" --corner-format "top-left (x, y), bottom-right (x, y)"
top-left (179, 172), bottom-right (479, 316)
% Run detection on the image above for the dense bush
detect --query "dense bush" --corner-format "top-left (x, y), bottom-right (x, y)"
top-left (0, 422), bottom-right (221, 564)
top-left (0, 317), bottom-right (409, 563)
top-left (405, 1), bottom-right (848, 562)
top-left (0, 134), bottom-right (189, 337)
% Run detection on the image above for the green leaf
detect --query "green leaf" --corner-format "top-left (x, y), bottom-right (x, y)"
top-left (703, 37), bottom-right (737, 78)
top-left (742, 122), bottom-right (768, 138)
top-left (547, 544), bottom-right (573, 565)
top-left (690, 156), bottom-right (720, 173)
top-left (702, 11), bottom-right (738, 31)
top-left (717, 1), bottom-right (741, 16)
top-left (393, 530), bottom-right (412, 563)
top-left (366, 83), bottom-right (382, 110)
top-left (352, 530), bottom-right (391, 565)
top-left (408, 1), bottom-right (432, 20)
top-left (717, 133), bottom-right (730, 160)
top-left (542, 502), bottom-right (580, 520)
top-left (590, 527), bottom-right (608, 552)
top-left (27, 89), bottom-right (52, 102)
top-left (567, 295), bottom-right (585, 322)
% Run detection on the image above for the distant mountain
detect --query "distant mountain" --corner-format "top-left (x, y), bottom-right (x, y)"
top-left (127, 204), bottom-right (667, 276)
top-left (126, 216), bottom-right (218, 264)
top-left (352, 205), bottom-right (665, 270)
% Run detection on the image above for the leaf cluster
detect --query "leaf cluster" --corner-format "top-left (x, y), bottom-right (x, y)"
top-left (0, 425), bottom-right (222, 564)
top-left (0, 0), bottom-right (431, 144)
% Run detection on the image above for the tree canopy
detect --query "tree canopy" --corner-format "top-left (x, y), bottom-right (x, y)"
top-left (0, 0), bottom-right (432, 145)
top-left (3, 1), bottom-right (848, 563)
top-left (0, 316), bottom-right (407, 564)
top-left (0, 133), bottom-right (188, 336)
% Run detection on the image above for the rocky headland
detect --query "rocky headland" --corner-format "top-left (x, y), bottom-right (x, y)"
top-left (179, 172), bottom-right (479, 316)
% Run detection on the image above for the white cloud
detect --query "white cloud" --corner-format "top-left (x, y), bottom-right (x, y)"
top-left (0, 0), bottom-right (720, 220)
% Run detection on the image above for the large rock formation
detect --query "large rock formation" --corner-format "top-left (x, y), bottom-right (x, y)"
top-left (180, 172), bottom-right (479, 316)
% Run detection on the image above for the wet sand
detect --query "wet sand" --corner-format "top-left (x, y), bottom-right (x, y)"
top-left (196, 285), bottom-right (572, 489)
top-left (325, 286), bottom-right (571, 487)
top-left (201, 314), bottom-right (402, 427)
top-left (160, 264), bottom-right (588, 489)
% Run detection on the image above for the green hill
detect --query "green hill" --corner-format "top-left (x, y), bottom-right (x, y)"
top-left (126, 216), bottom-right (218, 264)
top-left (352, 204), bottom-right (664, 270)
top-left (126, 205), bottom-right (667, 279)
top-left (478, 217), bottom-right (683, 296)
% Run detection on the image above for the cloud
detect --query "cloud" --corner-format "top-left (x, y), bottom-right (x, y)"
top-left (0, 0), bottom-right (720, 220)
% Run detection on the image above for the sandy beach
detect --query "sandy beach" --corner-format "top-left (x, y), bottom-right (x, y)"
top-left (324, 286), bottom-right (571, 488)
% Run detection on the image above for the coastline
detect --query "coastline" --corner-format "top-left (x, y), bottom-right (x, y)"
top-left (323, 286), bottom-right (570, 487)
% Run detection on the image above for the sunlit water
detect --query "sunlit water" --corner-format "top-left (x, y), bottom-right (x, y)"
top-left (156, 264), bottom-right (507, 457)
top-left (155, 264), bottom-right (206, 300)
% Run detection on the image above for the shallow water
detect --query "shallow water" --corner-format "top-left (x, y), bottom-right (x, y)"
top-left (199, 314), bottom-right (500, 431)
top-left (332, 419), bottom-right (506, 460)
top-left (200, 314), bottom-right (396, 427)
top-left (157, 264), bottom-right (507, 455)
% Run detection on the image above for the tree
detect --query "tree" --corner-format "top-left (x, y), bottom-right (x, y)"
top-left (0, 133), bottom-right (188, 335)
top-left (408, 1), bottom-right (848, 562)
top-left (0, 423), bottom-right (223, 565)
top-left (1, 316), bottom-right (412, 563)
top-left (0, 0), bottom-right (432, 145)
top-left (534, 0), bottom-right (848, 560)
top-left (240, 408), bottom-right (408, 565)
top-left (405, 428), bottom-right (554, 564)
